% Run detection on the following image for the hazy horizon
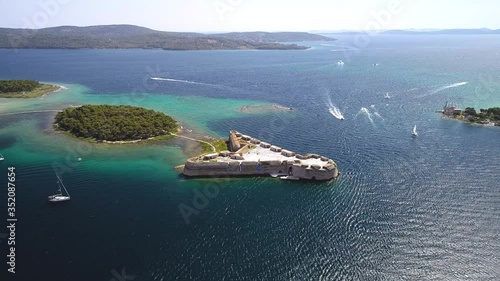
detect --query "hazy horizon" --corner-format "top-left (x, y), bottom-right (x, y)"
top-left (1, 23), bottom-right (500, 34)
top-left (1, 0), bottom-right (499, 33)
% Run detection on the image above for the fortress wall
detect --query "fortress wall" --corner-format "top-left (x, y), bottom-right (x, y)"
top-left (291, 165), bottom-right (338, 180)
top-left (182, 131), bottom-right (339, 180)
top-left (183, 161), bottom-right (292, 177)
top-left (183, 159), bottom-right (338, 179)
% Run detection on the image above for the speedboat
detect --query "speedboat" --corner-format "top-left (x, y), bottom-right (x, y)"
top-left (412, 125), bottom-right (418, 137)
top-left (280, 176), bottom-right (300, 181)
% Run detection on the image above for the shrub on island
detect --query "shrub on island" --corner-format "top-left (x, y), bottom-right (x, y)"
top-left (0, 80), bottom-right (40, 93)
top-left (0, 80), bottom-right (60, 98)
top-left (55, 105), bottom-right (178, 141)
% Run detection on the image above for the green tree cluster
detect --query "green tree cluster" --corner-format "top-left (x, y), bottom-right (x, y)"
top-left (0, 80), bottom-right (40, 93)
top-left (463, 107), bottom-right (500, 123)
top-left (55, 105), bottom-right (178, 141)
top-left (478, 107), bottom-right (500, 121)
top-left (464, 107), bottom-right (477, 116)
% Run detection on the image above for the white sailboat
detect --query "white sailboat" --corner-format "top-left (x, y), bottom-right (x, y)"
top-left (48, 173), bottom-right (71, 202)
top-left (0, 153), bottom-right (4, 161)
top-left (412, 125), bottom-right (418, 137)
top-left (384, 92), bottom-right (391, 99)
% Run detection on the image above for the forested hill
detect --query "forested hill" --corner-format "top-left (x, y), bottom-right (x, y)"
top-left (209, 31), bottom-right (336, 42)
top-left (0, 25), bottom-right (335, 50)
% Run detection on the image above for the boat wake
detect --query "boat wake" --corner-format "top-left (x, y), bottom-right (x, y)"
top-left (370, 105), bottom-right (384, 120)
top-left (431, 82), bottom-right (468, 94)
top-left (150, 77), bottom-right (210, 86)
top-left (328, 107), bottom-right (345, 120)
top-left (326, 94), bottom-right (345, 120)
top-left (415, 82), bottom-right (468, 99)
top-left (355, 107), bottom-right (375, 125)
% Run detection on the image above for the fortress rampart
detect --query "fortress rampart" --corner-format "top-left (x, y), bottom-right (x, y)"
top-left (183, 131), bottom-right (339, 181)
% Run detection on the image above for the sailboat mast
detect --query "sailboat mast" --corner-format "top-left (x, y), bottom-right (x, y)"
top-left (55, 173), bottom-right (70, 197)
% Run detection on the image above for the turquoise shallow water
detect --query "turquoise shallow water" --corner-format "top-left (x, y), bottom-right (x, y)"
top-left (1, 35), bottom-right (500, 281)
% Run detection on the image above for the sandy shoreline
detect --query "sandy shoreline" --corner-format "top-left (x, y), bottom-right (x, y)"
top-left (39, 84), bottom-right (67, 98)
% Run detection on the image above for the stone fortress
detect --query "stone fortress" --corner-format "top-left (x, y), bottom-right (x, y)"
top-left (182, 131), bottom-right (339, 181)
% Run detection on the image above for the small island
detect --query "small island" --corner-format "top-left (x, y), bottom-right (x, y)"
top-left (441, 102), bottom-right (500, 126)
top-left (0, 80), bottom-right (60, 98)
top-left (54, 105), bottom-right (178, 142)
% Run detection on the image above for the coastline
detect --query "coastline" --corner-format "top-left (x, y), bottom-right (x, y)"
top-left (54, 128), bottom-right (178, 144)
top-left (440, 114), bottom-right (499, 127)
top-left (39, 84), bottom-right (67, 98)
top-left (0, 83), bottom-right (62, 99)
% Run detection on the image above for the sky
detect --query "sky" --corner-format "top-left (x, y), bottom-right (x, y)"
top-left (0, 0), bottom-right (499, 32)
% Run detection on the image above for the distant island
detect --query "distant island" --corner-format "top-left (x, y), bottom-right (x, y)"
top-left (54, 105), bottom-right (178, 142)
top-left (441, 103), bottom-right (500, 126)
top-left (317, 28), bottom-right (500, 36)
top-left (0, 79), bottom-right (60, 98)
top-left (0, 25), bottom-right (335, 51)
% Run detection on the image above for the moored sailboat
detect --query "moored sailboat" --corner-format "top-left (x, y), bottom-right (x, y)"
top-left (48, 173), bottom-right (71, 202)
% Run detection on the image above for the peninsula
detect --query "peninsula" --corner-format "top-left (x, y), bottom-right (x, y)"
top-left (183, 131), bottom-right (339, 181)
top-left (54, 105), bottom-right (178, 142)
top-left (0, 80), bottom-right (60, 98)
top-left (441, 102), bottom-right (500, 126)
top-left (0, 25), bottom-right (336, 51)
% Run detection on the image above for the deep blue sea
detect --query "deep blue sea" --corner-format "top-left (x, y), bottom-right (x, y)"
top-left (0, 35), bottom-right (500, 281)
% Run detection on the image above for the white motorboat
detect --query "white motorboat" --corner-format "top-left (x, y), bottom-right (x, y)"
top-left (412, 125), bottom-right (418, 137)
top-left (280, 176), bottom-right (300, 181)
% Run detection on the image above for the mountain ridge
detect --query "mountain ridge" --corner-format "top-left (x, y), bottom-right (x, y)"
top-left (0, 24), bottom-right (335, 50)
top-left (315, 28), bottom-right (500, 35)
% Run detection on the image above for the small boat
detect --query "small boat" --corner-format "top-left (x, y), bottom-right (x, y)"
top-left (337, 60), bottom-right (345, 66)
top-left (280, 175), bottom-right (300, 181)
top-left (48, 173), bottom-right (71, 202)
top-left (0, 153), bottom-right (4, 161)
top-left (384, 92), bottom-right (391, 99)
top-left (412, 125), bottom-right (418, 137)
